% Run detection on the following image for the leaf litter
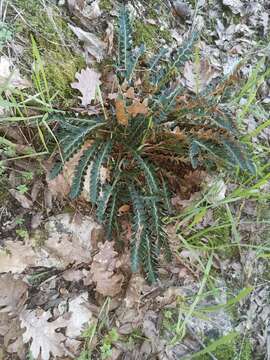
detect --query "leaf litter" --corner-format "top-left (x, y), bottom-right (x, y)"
top-left (1, 0), bottom-right (270, 358)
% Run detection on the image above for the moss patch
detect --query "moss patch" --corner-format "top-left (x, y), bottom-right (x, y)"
top-left (43, 49), bottom-right (85, 107)
top-left (11, 0), bottom-right (85, 107)
top-left (200, 335), bottom-right (253, 360)
top-left (100, 0), bottom-right (113, 12)
top-left (133, 20), bottom-right (172, 51)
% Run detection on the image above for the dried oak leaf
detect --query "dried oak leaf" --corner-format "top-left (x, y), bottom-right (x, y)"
top-left (0, 56), bottom-right (32, 89)
top-left (127, 99), bottom-right (149, 117)
top-left (20, 309), bottom-right (67, 360)
top-left (64, 292), bottom-right (93, 338)
top-left (9, 189), bottom-right (33, 209)
top-left (71, 67), bottom-right (101, 107)
top-left (68, 0), bottom-right (102, 22)
top-left (105, 21), bottom-right (114, 55)
top-left (223, 0), bottom-right (243, 14)
top-left (125, 87), bottom-right (135, 99)
top-left (46, 141), bottom-right (92, 198)
top-left (115, 97), bottom-right (129, 126)
top-left (118, 204), bottom-right (130, 216)
top-left (69, 25), bottom-right (106, 62)
top-left (0, 241), bottom-right (36, 273)
top-left (0, 274), bottom-right (28, 315)
top-left (90, 241), bottom-right (124, 297)
top-left (183, 59), bottom-right (219, 94)
top-left (2, 316), bottom-right (26, 360)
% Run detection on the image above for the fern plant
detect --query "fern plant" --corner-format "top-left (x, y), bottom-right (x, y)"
top-left (49, 7), bottom-right (255, 282)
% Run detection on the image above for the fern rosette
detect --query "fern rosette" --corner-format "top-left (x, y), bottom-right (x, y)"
top-left (49, 6), bottom-right (255, 282)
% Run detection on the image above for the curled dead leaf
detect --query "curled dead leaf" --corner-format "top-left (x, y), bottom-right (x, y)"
top-left (0, 274), bottom-right (28, 315)
top-left (69, 25), bottom-right (106, 62)
top-left (105, 21), bottom-right (114, 55)
top-left (183, 58), bottom-right (219, 94)
top-left (127, 99), bottom-right (149, 117)
top-left (0, 56), bottom-right (32, 89)
top-left (125, 87), bottom-right (135, 99)
top-left (115, 98), bottom-right (129, 126)
top-left (9, 189), bottom-right (33, 209)
top-left (90, 241), bottom-right (124, 297)
top-left (118, 204), bottom-right (130, 216)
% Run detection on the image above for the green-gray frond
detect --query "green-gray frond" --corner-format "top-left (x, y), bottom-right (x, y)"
top-left (129, 185), bottom-right (148, 272)
top-left (69, 143), bottom-right (99, 200)
top-left (133, 153), bottom-right (159, 194)
top-left (49, 120), bottom-right (105, 179)
top-left (90, 140), bottom-right (112, 204)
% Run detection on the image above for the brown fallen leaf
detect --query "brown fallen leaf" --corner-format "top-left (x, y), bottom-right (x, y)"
top-left (118, 204), bottom-right (130, 216)
top-left (20, 309), bottom-right (67, 360)
top-left (71, 67), bottom-right (101, 107)
top-left (62, 268), bottom-right (90, 282)
top-left (43, 213), bottom-right (103, 268)
top-left (68, 0), bottom-right (102, 21)
top-left (115, 98), bottom-right (129, 126)
top-left (105, 21), bottom-right (114, 55)
top-left (0, 214), bottom-right (103, 273)
top-left (9, 189), bottom-right (33, 209)
top-left (69, 25), bottom-right (106, 62)
top-left (0, 241), bottom-right (37, 273)
top-left (0, 56), bottom-right (32, 89)
top-left (1, 316), bottom-right (26, 360)
top-left (45, 141), bottom-right (92, 199)
top-left (67, 0), bottom-right (84, 12)
top-left (127, 99), bottom-right (149, 117)
top-left (90, 241), bottom-right (124, 297)
top-left (0, 274), bottom-right (28, 315)
top-left (183, 58), bottom-right (219, 94)
top-left (63, 293), bottom-right (93, 338)
top-left (125, 87), bottom-right (135, 99)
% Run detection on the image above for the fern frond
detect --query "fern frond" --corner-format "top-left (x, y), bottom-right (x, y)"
top-left (133, 153), bottom-right (158, 194)
top-left (106, 190), bottom-right (118, 240)
top-left (129, 185), bottom-right (148, 272)
top-left (90, 140), bottom-right (112, 204)
top-left (140, 234), bottom-right (158, 283)
top-left (210, 114), bottom-right (237, 134)
top-left (118, 6), bottom-right (133, 79)
top-left (221, 138), bottom-right (255, 173)
top-left (172, 32), bottom-right (198, 68)
top-left (128, 117), bottom-right (149, 146)
top-left (153, 85), bottom-right (184, 124)
top-left (97, 184), bottom-right (113, 222)
top-left (50, 121), bottom-right (104, 179)
top-left (161, 177), bottom-right (172, 215)
top-left (149, 47), bottom-right (168, 72)
top-left (156, 32), bottom-right (198, 88)
top-left (148, 197), bottom-right (163, 247)
top-left (69, 142), bottom-right (99, 199)
top-left (189, 140), bottom-right (200, 168)
top-left (126, 44), bottom-right (145, 81)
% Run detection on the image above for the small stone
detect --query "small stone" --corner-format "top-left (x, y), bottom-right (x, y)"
top-left (173, 1), bottom-right (191, 18)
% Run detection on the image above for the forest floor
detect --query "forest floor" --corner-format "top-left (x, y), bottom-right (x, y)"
top-left (0, 0), bottom-right (270, 359)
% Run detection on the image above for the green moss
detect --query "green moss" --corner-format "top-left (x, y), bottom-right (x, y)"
top-left (200, 336), bottom-right (253, 360)
top-left (100, 0), bottom-right (113, 11)
top-left (11, 0), bottom-right (85, 107)
top-left (133, 20), bottom-right (172, 51)
top-left (43, 49), bottom-right (85, 107)
top-left (133, 20), bottom-right (156, 49)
